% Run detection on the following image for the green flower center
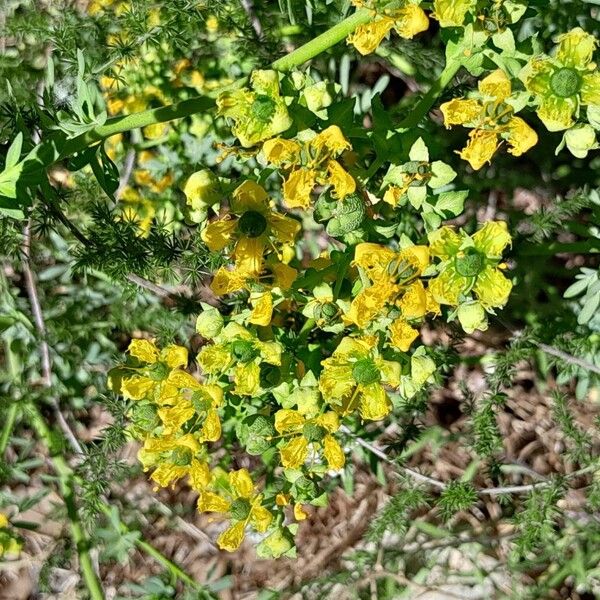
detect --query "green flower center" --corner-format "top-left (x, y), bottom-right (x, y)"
top-left (455, 249), bottom-right (485, 278)
top-left (147, 362), bottom-right (169, 381)
top-left (352, 358), bottom-right (381, 386)
top-left (237, 210), bottom-right (268, 238)
top-left (318, 302), bottom-right (338, 321)
top-left (550, 67), bottom-right (581, 98)
top-left (251, 94), bottom-right (277, 123)
top-left (229, 498), bottom-right (252, 521)
top-left (303, 423), bottom-right (326, 443)
top-left (231, 340), bottom-right (259, 363)
top-left (170, 447), bottom-right (192, 466)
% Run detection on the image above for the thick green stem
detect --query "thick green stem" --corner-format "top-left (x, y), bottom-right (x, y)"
top-left (15, 9), bottom-right (372, 182)
top-left (398, 59), bottom-right (462, 129)
top-left (28, 405), bottom-right (105, 600)
top-left (271, 8), bottom-right (371, 71)
top-left (0, 404), bottom-right (18, 457)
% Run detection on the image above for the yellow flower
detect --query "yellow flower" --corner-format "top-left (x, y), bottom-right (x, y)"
top-left (263, 126), bottom-right (355, 209)
top-left (347, 2), bottom-right (429, 55)
top-left (344, 243), bottom-right (430, 328)
top-left (319, 336), bottom-right (401, 421)
top-left (138, 434), bottom-right (211, 492)
top-left (428, 221), bottom-right (513, 331)
top-left (274, 409), bottom-right (345, 470)
top-left (440, 70), bottom-right (538, 169)
top-left (157, 383), bottom-right (223, 442)
top-left (119, 340), bottom-right (201, 405)
top-left (197, 323), bottom-right (282, 396)
top-left (521, 28), bottom-right (600, 132)
top-left (217, 70), bottom-right (292, 148)
top-left (197, 469), bottom-right (273, 552)
top-left (201, 180), bottom-right (300, 277)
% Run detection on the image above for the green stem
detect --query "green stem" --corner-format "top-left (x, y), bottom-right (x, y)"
top-left (16, 9), bottom-right (372, 181)
top-left (398, 59), bottom-right (462, 129)
top-left (271, 8), bottom-right (371, 71)
top-left (0, 404), bottom-right (18, 457)
top-left (27, 405), bottom-right (105, 600)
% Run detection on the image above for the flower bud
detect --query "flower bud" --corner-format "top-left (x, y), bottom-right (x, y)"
top-left (196, 307), bottom-right (224, 339)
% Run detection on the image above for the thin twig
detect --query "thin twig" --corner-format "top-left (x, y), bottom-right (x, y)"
top-left (240, 0), bottom-right (263, 37)
top-left (21, 222), bottom-right (83, 456)
top-left (341, 426), bottom-right (597, 496)
top-left (533, 340), bottom-right (600, 376)
top-left (116, 149), bottom-right (136, 200)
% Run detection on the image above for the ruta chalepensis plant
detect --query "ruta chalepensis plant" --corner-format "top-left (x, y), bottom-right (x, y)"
top-left (1, 1), bottom-right (600, 598)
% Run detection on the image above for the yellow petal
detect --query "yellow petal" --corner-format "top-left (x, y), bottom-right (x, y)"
top-left (201, 219), bottom-right (238, 251)
top-left (283, 168), bottom-right (317, 209)
top-left (198, 491), bottom-right (231, 513)
top-left (428, 226), bottom-right (462, 259)
top-left (258, 341), bottom-right (282, 365)
top-left (188, 459), bottom-right (211, 491)
top-left (358, 384), bottom-right (391, 421)
top-left (250, 504), bottom-right (273, 532)
top-left (162, 345), bottom-right (188, 369)
top-left (315, 411), bottom-right (339, 433)
top-left (229, 468), bottom-right (254, 498)
top-left (231, 180), bottom-right (269, 212)
top-left (151, 464), bottom-right (188, 489)
top-left (398, 245), bottom-right (430, 274)
top-left (234, 237), bottom-right (265, 275)
top-left (459, 129), bottom-right (499, 170)
top-left (389, 318), bottom-right (419, 352)
top-left (157, 401), bottom-right (195, 435)
top-left (394, 5), bottom-right (429, 39)
top-left (274, 409), bottom-right (305, 434)
top-left (346, 17), bottom-right (394, 55)
top-left (249, 291), bottom-right (273, 326)
top-left (440, 98), bottom-right (482, 127)
top-left (128, 339), bottom-right (159, 364)
top-left (581, 72), bottom-right (600, 105)
top-left (323, 435), bottom-right (345, 470)
top-left (233, 362), bottom-right (261, 396)
top-left (262, 138), bottom-right (302, 165)
top-left (293, 504), bottom-right (308, 521)
top-left (537, 96), bottom-right (576, 132)
top-left (505, 117), bottom-right (538, 157)
top-left (353, 242), bottom-right (396, 279)
top-left (268, 213), bottom-right (301, 244)
top-left (200, 408), bottom-right (222, 442)
top-left (311, 125), bottom-right (352, 156)
top-left (473, 266), bottom-right (513, 308)
top-left (198, 344), bottom-right (230, 375)
top-left (478, 69), bottom-right (512, 102)
top-left (555, 27), bottom-right (597, 68)
top-left (121, 375), bottom-right (155, 400)
top-left (326, 159), bottom-right (356, 199)
top-left (344, 280), bottom-right (397, 328)
top-left (398, 280), bottom-right (428, 320)
top-left (210, 267), bottom-right (248, 296)
top-left (428, 269), bottom-right (465, 306)
top-left (271, 262), bottom-right (298, 290)
top-left (457, 302), bottom-right (488, 334)
top-left (472, 221), bottom-right (512, 257)
top-left (318, 364), bottom-right (355, 402)
top-left (166, 370), bottom-right (202, 390)
top-left (217, 521), bottom-right (246, 552)
top-left (280, 436), bottom-right (309, 468)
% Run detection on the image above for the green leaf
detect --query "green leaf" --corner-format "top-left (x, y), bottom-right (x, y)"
top-left (5, 133), bottom-right (23, 169)
top-left (409, 137), bottom-right (429, 162)
top-left (407, 185), bottom-right (427, 209)
top-left (435, 190), bottom-right (468, 217)
top-left (429, 160), bottom-right (457, 189)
